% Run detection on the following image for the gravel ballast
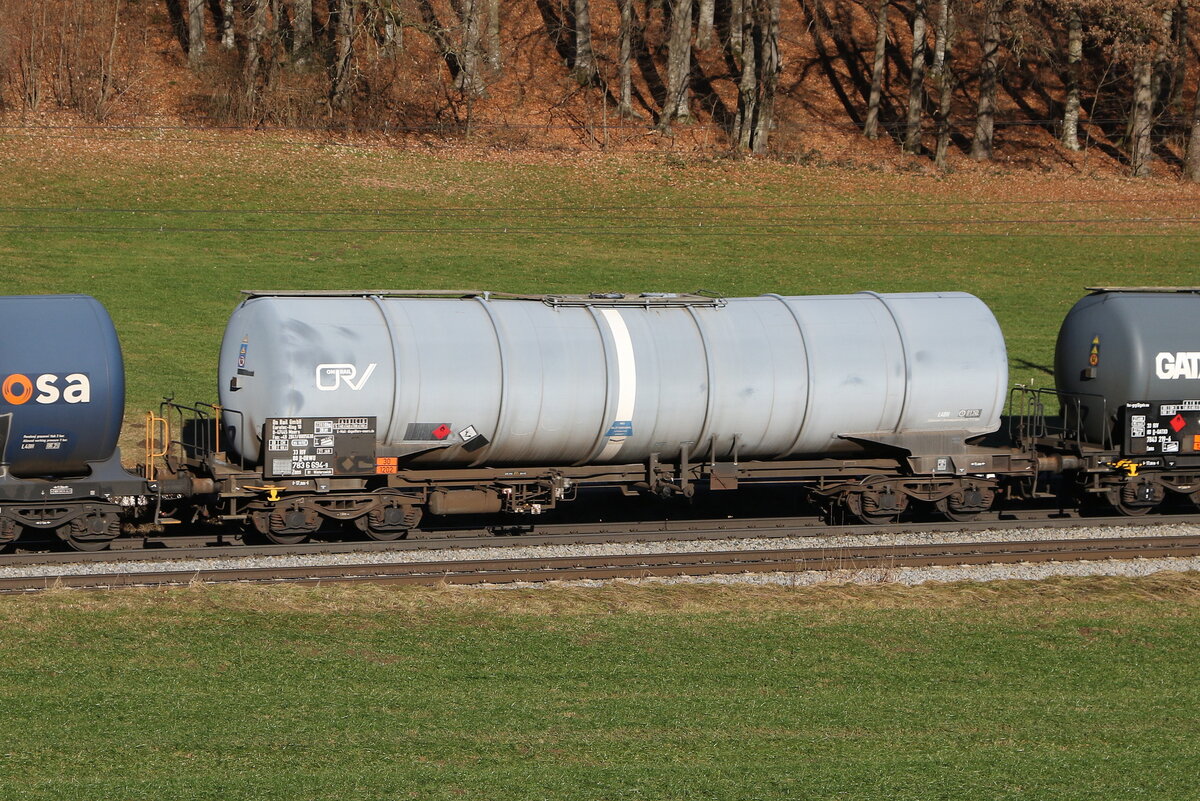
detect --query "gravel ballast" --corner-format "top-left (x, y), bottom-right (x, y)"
top-left (3, 522), bottom-right (1200, 586)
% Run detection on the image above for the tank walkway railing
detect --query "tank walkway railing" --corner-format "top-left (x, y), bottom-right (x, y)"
top-left (1008, 387), bottom-right (1114, 453)
top-left (238, 289), bottom-right (728, 308)
top-left (158, 399), bottom-right (240, 471)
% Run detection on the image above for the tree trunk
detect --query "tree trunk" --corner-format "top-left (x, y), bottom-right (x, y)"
top-left (730, 0), bottom-right (742, 51)
top-left (574, 0), bottom-right (596, 79)
top-left (903, 0), bottom-right (927, 154)
top-left (734, 0), bottom-right (757, 149)
top-left (1129, 55), bottom-right (1154, 177)
top-left (219, 0), bottom-right (235, 49)
top-left (1186, 76), bottom-right (1200, 181)
top-left (660, 0), bottom-right (693, 127)
top-left (267, 0), bottom-right (283, 86)
top-left (457, 0), bottom-right (484, 94)
top-left (293, 0), bottom-right (313, 56)
top-left (381, 1), bottom-right (404, 53)
top-left (696, 0), bottom-right (715, 48)
top-left (331, 0), bottom-right (357, 108)
top-left (969, 0), bottom-right (1000, 161)
top-left (1061, 8), bottom-right (1081, 151)
top-left (1150, 6), bottom-right (1175, 113)
top-left (932, 0), bottom-right (955, 168)
top-left (750, 0), bottom-right (780, 154)
top-left (486, 0), bottom-right (500, 69)
top-left (187, 0), bottom-right (206, 67)
top-left (864, 0), bottom-right (888, 140)
top-left (244, 0), bottom-right (267, 106)
top-left (1171, 1), bottom-right (1188, 109)
top-left (618, 0), bottom-right (634, 114)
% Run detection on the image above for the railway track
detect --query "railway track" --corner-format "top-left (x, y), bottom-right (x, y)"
top-left (3, 534), bottom-right (1199, 593)
top-left (3, 509), bottom-right (1200, 567)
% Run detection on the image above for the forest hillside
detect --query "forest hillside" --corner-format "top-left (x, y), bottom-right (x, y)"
top-left (2, 0), bottom-right (1199, 178)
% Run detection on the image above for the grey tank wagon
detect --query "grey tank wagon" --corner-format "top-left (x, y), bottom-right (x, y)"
top-left (176, 289), bottom-right (1036, 543)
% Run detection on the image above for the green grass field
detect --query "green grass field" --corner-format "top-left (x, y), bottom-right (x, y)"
top-left (1, 578), bottom-right (1200, 800)
top-left (3, 132), bottom-right (1199, 430)
top-left (3, 132), bottom-right (1200, 799)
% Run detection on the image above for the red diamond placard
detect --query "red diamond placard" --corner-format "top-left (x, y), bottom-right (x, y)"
top-left (432, 423), bottom-right (452, 440)
top-left (1170, 414), bottom-right (1187, 433)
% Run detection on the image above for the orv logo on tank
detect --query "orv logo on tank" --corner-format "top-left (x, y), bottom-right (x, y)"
top-left (1155, 352), bottom-right (1200, 380)
top-left (1, 373), bottom-right (91, 405)
top-left (315, 363), bottom-right (377, 391)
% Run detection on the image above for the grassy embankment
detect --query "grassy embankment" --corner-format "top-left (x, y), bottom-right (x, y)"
top-left (1, 578), bottom-right (1200, 799)
top-left (2, 132), bottom-right (1199, 431)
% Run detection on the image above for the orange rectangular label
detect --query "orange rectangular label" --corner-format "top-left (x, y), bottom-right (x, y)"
top-left (375, 457), bottom-right (398, 474)
top-left (1193, 435), bottom-right (1200, 452)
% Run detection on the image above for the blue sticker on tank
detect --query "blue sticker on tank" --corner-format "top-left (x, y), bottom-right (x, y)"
top-left (605, 420), bottom-right (633, 437)
top-left (238, 342), bottom-right (248, 368)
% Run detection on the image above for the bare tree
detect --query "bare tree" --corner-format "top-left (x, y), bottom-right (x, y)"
top-left (187, 0), bottom-right (207, 67)
top-left (1129, 54), bottom-right (1154, 176)
top-left (970, 0), bottom-right (1002, 160)
top-left (486, 0), bottom-right (500, 69)
top-left (1150, 4), bottom-right (1175, 112)
top-left (1171, 0), bottom-right (1188, 108)
top-left (864, 0), bottom-right (889, 140)
top-left (618, 0), bottom-right (635, 114)
top-left (696, 0), bottom-right (715, 48)
top-left (457, 0), bottom-right (484, 94)
top-left (1061, 5), bottom-right (1082, 151)
top-left (382, 1), bottom-right (404, 52)
top-left (219, 0), bottom-right (236, 49)
top-left (293, 0), bottom-right (314, 57)
top-left (244, 0), bottom-right (268, 107)
top-left (932, 0), bottom-right (956, 168)
top-left (751, 0), bottom-right (780, 153)
top-left (733, 0), bottom-right (779, 152)
top-left (574, 0), bottom-right (597, 79)
top-left (904, 0), bottom-right (928, 154)
top-left (332, 0), bottom-right (358, 108)
top-left (730, 0), bottom-right (743, 51)
top-left (660, 0), bottom-right (693, 126)
top-left (13, 2), bottom-right (49, 110)
top-left (734, 0), bottom-right (757, 148)
top-left (95, 0), bottom-right (123, 120)
top-left (1186, 73), bottom-right (1200, 181)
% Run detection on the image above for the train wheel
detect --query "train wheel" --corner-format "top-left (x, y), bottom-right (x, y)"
top-left (936, 499), bottom-right (980, 523)
top-left (936, 486), bottom-right (995, 523)
top-left (252, 506), bottom-right (320, 545)
top-left (65, 512), bottom-right (120, 551)
top-left (265, 530), bottom-right (310, 545)
top-left (1108, 483), bottom-right (1160, 517)
top-left (1113, 498), bottom-right (1154, 516)
top-left (355, 503), bottom-right (422, 542)
top-left (846, 481), bottom-right (907, 525)
top-left (0, 515), bottom-right (20, 546)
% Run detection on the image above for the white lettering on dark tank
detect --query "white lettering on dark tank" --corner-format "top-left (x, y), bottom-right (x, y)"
top-left (1156, 352), bottom-right (1200, 380)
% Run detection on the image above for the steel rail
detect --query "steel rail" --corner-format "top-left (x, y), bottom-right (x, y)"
top-left (4, 510), bottom-right (1200, 567)
top-left (4, 535), bottom-right (1199, 593)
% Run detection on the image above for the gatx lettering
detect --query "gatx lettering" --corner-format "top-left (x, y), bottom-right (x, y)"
top-left (1156, 352), bottom-right (1200, 380)
top-left (1, 373), bottom-right (91, 405)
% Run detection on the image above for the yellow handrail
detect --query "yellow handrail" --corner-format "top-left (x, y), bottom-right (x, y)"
top-left (144, 411), bottom-right (169, 480)
top-left (213, 404), bottom-right (222, 453)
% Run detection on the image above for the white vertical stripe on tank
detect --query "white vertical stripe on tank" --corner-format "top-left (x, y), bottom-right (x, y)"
top-left (598, 308), bottom-right (636, 461)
